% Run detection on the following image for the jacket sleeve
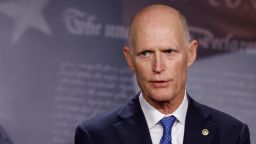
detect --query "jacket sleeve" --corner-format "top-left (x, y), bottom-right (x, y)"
top-left (239, 123), bottom-right (251, 144)
top-left (75, 125), bottom-right (93, 144)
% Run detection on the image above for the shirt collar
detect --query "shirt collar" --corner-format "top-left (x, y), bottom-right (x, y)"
top-left (139, 92), bottom-right (188, 129)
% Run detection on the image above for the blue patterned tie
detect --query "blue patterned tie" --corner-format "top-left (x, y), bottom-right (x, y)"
top-left (160, 116), bottom-right (176, 144)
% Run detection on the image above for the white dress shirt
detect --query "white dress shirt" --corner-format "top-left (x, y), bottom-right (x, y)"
top-left (139, 92), bottom-right (188, 144)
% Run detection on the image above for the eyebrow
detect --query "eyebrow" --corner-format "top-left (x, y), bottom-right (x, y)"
top-left (136, 45), bottom-right (179, 53)
top-left (162, 47), bottom-right (178, 52)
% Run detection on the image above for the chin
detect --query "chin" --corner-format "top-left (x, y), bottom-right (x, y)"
top-left (150, 92), bottom-right (173, 101)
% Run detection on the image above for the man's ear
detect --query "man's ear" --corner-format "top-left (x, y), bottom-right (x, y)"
top-left (123, 46), bottom-right (135, 71)
top-left (187, 40), bottom-right (198, 67)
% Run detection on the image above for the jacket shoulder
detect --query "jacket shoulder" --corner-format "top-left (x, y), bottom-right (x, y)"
top-left (189, 97), bottom-right (249, 134)
top-left (79, 106), bottom-right (121, 131)
top-left (75, 106), bottom-right (123, 144)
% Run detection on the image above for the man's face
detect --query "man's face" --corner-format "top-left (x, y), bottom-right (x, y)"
top-left (124, 15), bottom-right (197, 107)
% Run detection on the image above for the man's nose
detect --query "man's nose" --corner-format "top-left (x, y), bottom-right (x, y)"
top-left (153, 53), bottom-right (165, 73)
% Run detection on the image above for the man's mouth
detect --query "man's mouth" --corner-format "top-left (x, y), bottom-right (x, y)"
top-left (149, 80), bottom-right (171, 88)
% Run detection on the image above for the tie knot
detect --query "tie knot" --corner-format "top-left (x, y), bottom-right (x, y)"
top-left (160, 116), bottom-right (176, 129)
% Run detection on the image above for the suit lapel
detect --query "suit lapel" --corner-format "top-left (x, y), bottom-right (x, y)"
top-left (183, 96), bottom-right (217, 144)
top-left (112, 95), bottom-right (152, 144)
top-left (112, 94), bottom-right (218, 144)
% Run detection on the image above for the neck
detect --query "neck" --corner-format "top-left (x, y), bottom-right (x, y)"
top-left (143, 91), bottom-right (185, 115)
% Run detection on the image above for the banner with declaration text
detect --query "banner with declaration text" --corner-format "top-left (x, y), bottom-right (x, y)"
top-left (0, 0), bottom-right (255, 144)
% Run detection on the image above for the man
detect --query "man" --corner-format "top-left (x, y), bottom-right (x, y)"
top-left (75, 4), bottom-right (251, 144)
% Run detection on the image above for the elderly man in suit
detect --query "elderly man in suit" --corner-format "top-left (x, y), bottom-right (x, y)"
top-left (75, 4), bottom-right (250, 144)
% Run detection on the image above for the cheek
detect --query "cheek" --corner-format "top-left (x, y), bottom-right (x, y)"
top-left (136, 66), bottom-right (149, 80)
top-left (171, 58), bottom-right (188, 79)
top-left (177, 62), bottom-right (188, 83)
top-left (134, 69), bottom-right (149, 92)
top-left (134, 60), bottom-right (151, 74)
top-left (134, 63), bottom-right (151, 83)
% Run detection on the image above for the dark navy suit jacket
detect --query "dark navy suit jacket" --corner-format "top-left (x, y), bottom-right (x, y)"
top-left (75, 94), bottom-right (251, 144)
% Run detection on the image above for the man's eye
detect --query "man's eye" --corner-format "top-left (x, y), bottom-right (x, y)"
top-left (140, 51), bottom-right (151, 57)
top-left (164, 49), bottom-right (176, 55)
